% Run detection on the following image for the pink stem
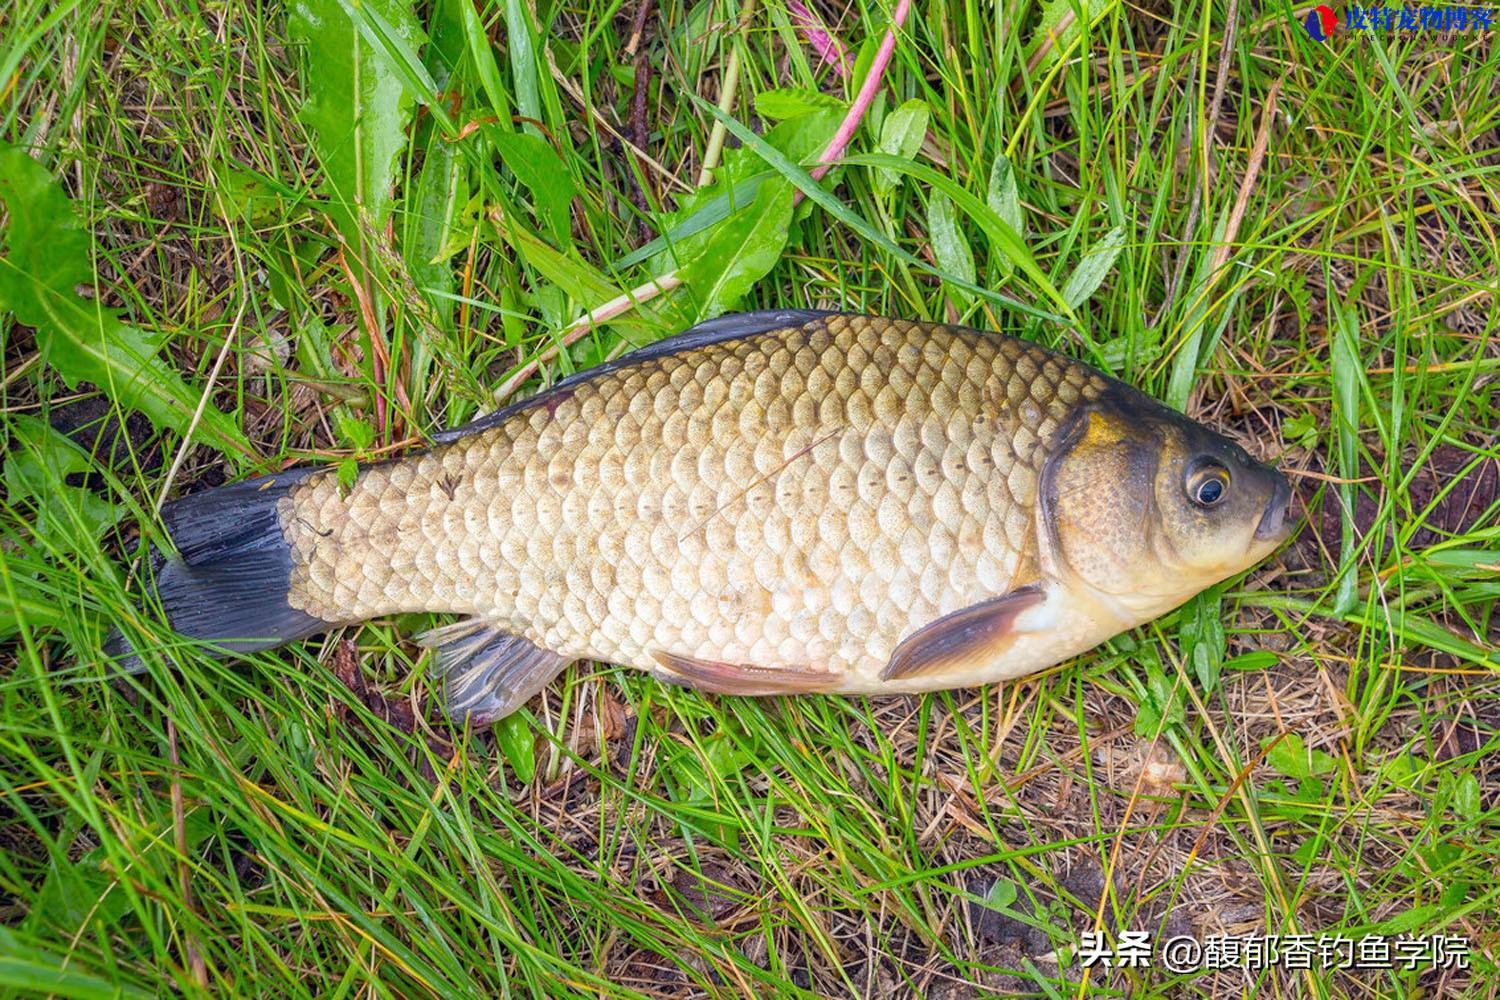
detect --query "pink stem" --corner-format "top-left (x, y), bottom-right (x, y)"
top-left (804, 0), bottom-right (912, 192)
top-left (787, 0), bottom-right (851, 79)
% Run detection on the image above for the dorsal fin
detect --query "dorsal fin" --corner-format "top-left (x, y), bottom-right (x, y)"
top-left (431, 309), bottom-right (839, 444)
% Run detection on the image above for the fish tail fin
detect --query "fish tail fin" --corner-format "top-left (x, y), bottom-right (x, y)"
top-left (106, 469), bottom-right (330, 670)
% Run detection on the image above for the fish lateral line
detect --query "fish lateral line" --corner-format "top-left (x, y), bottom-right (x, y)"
top-left (675, 427), bottom-right (843, 544)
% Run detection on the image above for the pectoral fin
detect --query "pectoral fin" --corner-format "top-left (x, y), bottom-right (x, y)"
top-left (880, 586), bottom-right (1045, 680)
top-left (417, 620), bottom-right (572, 725)
top-left (651, 650), bottom-right (840, 696)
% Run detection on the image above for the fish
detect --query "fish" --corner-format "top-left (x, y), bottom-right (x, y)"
top-left (110, 310), bottom-right (1293, 724)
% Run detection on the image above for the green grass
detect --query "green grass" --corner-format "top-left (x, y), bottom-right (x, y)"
top-left (2, 0), bottom-right (1498, 995)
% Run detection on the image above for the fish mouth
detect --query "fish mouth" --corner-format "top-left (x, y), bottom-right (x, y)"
top-left (1253, 474), bottom-right (1293, 542)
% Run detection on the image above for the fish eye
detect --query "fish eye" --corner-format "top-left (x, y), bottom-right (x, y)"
top-left (1186, 461), bottom-right (1231, 508)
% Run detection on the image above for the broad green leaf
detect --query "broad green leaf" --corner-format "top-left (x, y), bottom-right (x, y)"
top-left (1180, 590), bottom-right (1226, 694)
top-left (1061, 225), bottom-right (1126, 309)
top-left (848, 35), bottom-right (880, 98)
top-left (334, 410), bottom-right (376, 451)
top-left (693, 110), bottom-right (842, 205)
top-left (1292, 776), bottom-right (1325, 805)
top-left (27, 812), bottom-right (213, 938)
top-left (1378, 752), bottom-right (1424, 790)
top-left (0, 148), bottom-right (245, 454)
top-left (666, 731), bottom-right (757, 847)
top-left (524, 283), bottom-right (570, 329)
top-left (1362, 903), bottom-right (1445, 937)
top-left (489, 129), bottom-right (578, 249)
top-left (288, 0), bottom-right (425, 253)
top-left (630, 108), bottom-right (846, 274)
top-left (2, 416), bottom-right (120, 542)
top-left (337, 457), bottom-right (360, 492)
top-left (503, 227), bottom-right (617, 304)
top-left (404, 129), bottom-right (468, 313)
top-left (219, 167), bottom-right (291, 225)
top-left (1265, 732), bottom-right (1338, 780)
top-left (876, 99), bottom-right (928, 193)
top-left (1419, 548), bottom-right (1500, 576)
top-left (1133, 656), bottom-right (1185, 737)
top-left (1440, 879), bottom-right (1469, 908)
top-left (927, 193), bottom-right (975, 307)
top-left (495, 713), bottom-right (536, 783)
top-left (336, 0), bottom-right (442, 113)
top-left (0, 590), bottom-right (66, 642)
top-left (1454, 772), bottom-right (1480, 822)
top-left (654, 109), bottom-right (841, 272)
top-left (0, 417), bottom-right (120, 643)
top-left (294, 312), bottom-right (337, 381)
top-left (1282, 411), bottom-right (1320, 449)
top-left (754, 87), bottom-right (846, 120)
top-left (618, 171), bottom-right (774, 269)
top-left (978, 879), bottom-right (1017, 911)
top-left (432, 192), bottom-right (483, 264)
top-left (401, 0), bottom-right (466, 317)
top-left (986, 154), bottom-right (1023, 235)
top-left (679, 180), bottom-right (795, 321)
top-left (986, 155), bottom-right (1023, 278)
top-left (1223, 650), bottom-right (1279, 672)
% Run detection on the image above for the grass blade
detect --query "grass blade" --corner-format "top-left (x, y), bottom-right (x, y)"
top-left (1330, 296), bottom-right (1364, 615)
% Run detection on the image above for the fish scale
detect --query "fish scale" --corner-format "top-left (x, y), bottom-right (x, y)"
top-left (278, 314), bottom-right (1105, 687)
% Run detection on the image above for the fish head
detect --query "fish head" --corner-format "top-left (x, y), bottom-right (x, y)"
top-left (1041, 389), bottom-right (1293, 616)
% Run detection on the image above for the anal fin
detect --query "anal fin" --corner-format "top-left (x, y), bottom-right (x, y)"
top-left (881, 586), bottom-right (1046, 680)
top-left (652, 650), bottom-right (840, 696)
top-left (417, 620), bottom-right (571, 725)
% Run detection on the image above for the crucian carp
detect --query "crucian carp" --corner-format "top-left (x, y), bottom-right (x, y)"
top-left (112, 311), bottom-right (1293, 723)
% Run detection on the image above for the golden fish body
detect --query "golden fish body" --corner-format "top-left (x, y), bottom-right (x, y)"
top-left (121, 311), bottom-right (1292, 721)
